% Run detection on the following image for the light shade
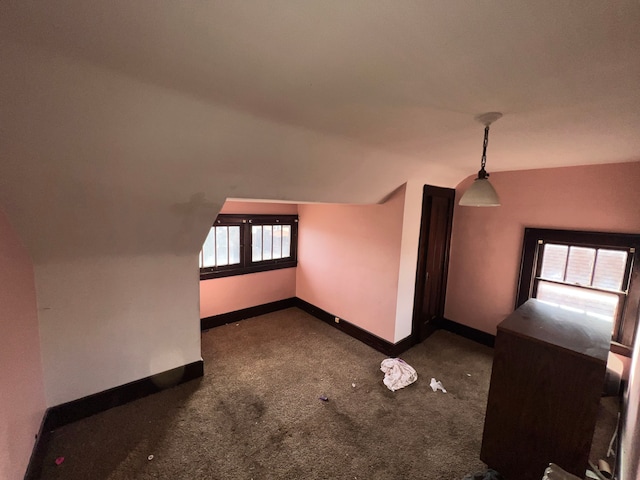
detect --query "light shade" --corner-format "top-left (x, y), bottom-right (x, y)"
top-left (459, 178), bottom-right (501, 206)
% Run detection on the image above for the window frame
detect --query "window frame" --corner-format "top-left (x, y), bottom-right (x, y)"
top-left (199, 214), bottom-right (298, 280)
top-left (516, 228), bottom-right (640, 352)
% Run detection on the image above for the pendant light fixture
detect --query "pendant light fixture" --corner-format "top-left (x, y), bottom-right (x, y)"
top-left (459, 112), bottom-right (503, 207)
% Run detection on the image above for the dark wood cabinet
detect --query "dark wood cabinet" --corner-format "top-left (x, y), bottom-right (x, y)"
top-left (480, 299), bottom-right (610, 480)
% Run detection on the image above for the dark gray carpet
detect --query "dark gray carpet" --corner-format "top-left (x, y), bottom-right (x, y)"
top-left (37, 307), bottom-right (615, 479)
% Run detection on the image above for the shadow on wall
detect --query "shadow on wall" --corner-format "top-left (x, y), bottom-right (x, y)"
top-left (171, 192), bottom-right (222, 254)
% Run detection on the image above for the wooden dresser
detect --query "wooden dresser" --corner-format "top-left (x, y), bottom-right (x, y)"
top-left (480, 299), bottom-right (611, 480)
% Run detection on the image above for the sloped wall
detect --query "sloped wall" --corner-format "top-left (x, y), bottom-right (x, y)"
top-left (0, 41), bottom-right (427, 409)
top-left (0, 209), bottom-right (46, 480)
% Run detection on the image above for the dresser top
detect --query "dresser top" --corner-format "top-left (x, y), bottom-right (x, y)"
top-left (498, 299), bottom-right (611, 363)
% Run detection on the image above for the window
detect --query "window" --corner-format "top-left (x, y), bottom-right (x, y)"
top-left (517, 228), bottom-right (640, 351)
top-left (199, 214), bottom-right (298, 279)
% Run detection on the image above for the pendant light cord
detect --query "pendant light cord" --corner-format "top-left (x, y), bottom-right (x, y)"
top-left (478, 125), bottom-right (490, 179)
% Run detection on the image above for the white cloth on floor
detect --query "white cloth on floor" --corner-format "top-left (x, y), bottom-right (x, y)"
top-left (380, 358), bottom-right (418, 391)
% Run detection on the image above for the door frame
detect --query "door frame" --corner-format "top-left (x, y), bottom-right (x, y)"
top-left (411, 185), bottom-right (455, 344)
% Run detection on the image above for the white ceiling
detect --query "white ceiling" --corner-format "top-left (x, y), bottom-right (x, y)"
top-left (1, 1), bottom-right (639, 260)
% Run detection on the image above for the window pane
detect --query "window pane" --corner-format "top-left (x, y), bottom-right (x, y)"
top-left (272, 225), bottom-right (282, 259)
top-left (202, 228), bottom-right (216, 268)
top-left (592, 249), bottom-right (628, 291)
top-left (540, 244), bottom-right (568, 281)
top-left (537, 280), bottom-right (619, 323)
top-left (229, 226), bottom-right (240, 265)
top-left (252, 226), bottom-right (262, 262)
top-left (216, 226), bottom-right (229, 266)
top-left (282, 225), bottom-right (291, 258)
top-left (200, 215), bottom-right (297, 276)
top-left (263, 225), bottom-right (273, 260)
top-left (565, 246), bottom-right (596, 286)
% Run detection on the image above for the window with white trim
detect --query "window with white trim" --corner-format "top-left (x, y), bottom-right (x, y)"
top-left (199, 214), bottom-right (298, 279)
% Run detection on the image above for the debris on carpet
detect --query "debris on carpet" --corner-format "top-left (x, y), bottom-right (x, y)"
top-left (430, 377), bottom-right (447, 393)
top-left (542, 463), bottom-right (583, 479)
top-left (462, 468), bottom-right (504, 480)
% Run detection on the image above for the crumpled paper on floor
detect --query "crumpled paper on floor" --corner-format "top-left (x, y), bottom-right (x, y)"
top-left (380, 358), bottom-right (417, 391)
top-left (430, 377), bottom-right (447, 393)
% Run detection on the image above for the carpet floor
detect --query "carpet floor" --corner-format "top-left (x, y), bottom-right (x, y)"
top-left (37, 307), bottom-right (617, 479)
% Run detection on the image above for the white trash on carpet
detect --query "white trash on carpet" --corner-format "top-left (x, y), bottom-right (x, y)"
top-left (430, 377), bottom-right (447, 393)
top-left (380, 358), bottom-right (417, 391)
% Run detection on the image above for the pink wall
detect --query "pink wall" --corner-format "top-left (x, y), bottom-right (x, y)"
top-left (0, 208), bottom-right (46, 480)
top-left (200, 200), bottom-right (298, 318)
top-left (200, 268), bottom-right (296, 317)
top-left (446, 161), bottom-right (640, 335)
top-left (447, 162), bottom-right (640, 476)
top-left (296, 186), bottom-right (406, 342)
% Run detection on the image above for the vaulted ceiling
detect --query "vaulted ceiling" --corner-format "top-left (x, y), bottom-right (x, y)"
top-left (1, 1), bottom-right (639, 260)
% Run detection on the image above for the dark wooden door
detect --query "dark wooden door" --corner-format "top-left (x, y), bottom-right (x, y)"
top-left (412, 185), bottom-right (455, 342)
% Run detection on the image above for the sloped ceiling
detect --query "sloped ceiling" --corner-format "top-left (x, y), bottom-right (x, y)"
top-left (1, 1), bottom-right (639, 261)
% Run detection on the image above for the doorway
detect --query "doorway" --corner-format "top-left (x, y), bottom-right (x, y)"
top-left (412, 185), bottom-right (455, 343)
